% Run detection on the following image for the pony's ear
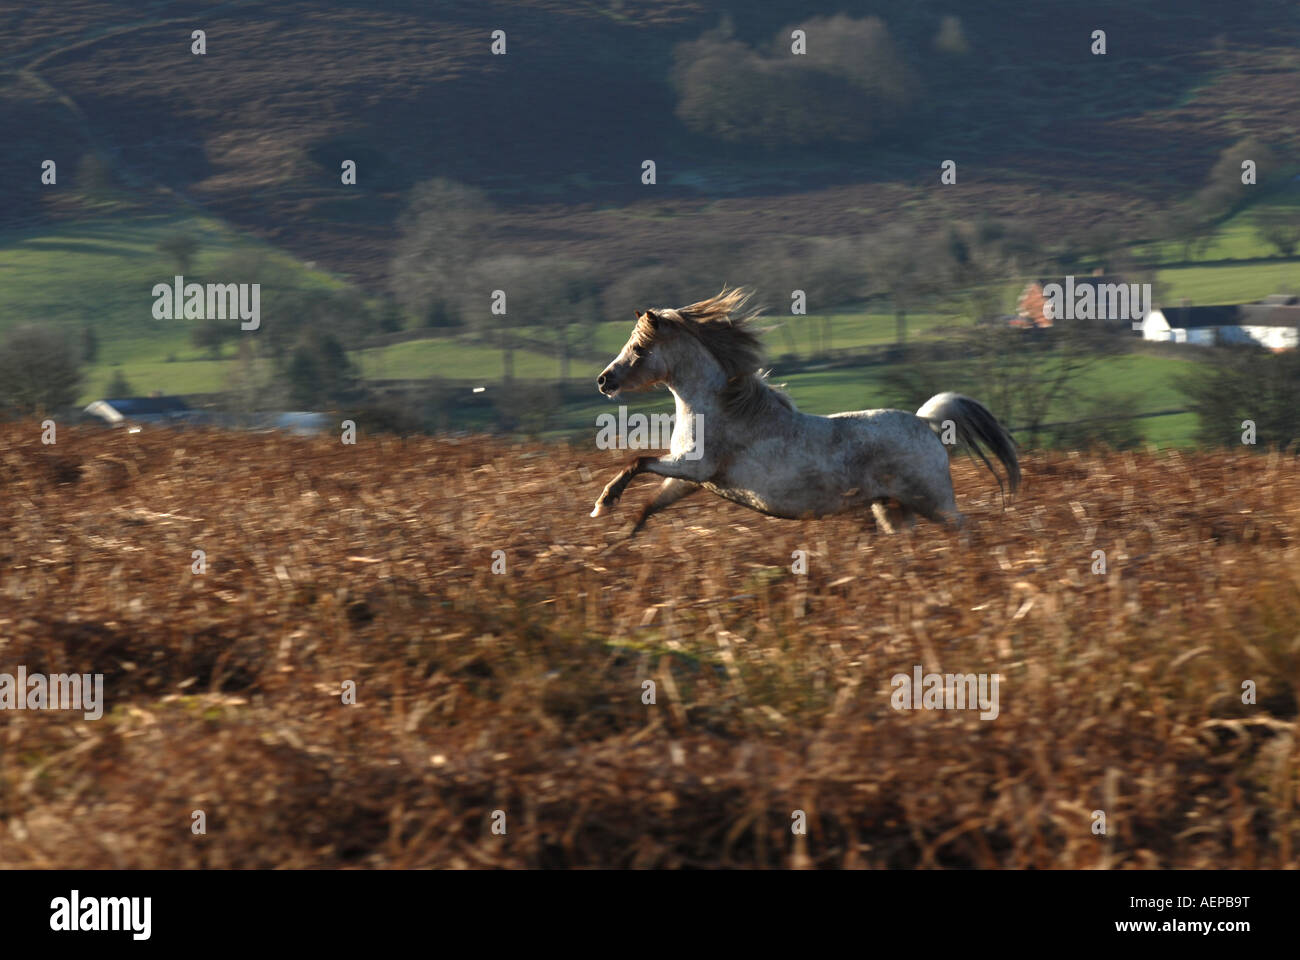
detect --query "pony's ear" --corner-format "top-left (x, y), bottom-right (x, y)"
top-left (635, 310), bottom-right (643, 319)
top-left (644, 309), bottom-right (660, 326)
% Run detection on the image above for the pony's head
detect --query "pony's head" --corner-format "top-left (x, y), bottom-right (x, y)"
top-left (596, 309), bottom-right (671, 397)
top-left (597, 287), bottom-right (763, 398)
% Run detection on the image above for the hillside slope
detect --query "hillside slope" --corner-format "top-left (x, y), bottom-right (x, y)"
top-left (2, 425), bottom-right (1296, 867)
top-left (4, 0), bottom-right (1299, 287)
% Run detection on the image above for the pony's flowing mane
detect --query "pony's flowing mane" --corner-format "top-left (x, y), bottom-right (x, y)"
top-left (635, 287), bottom-right (793, 420)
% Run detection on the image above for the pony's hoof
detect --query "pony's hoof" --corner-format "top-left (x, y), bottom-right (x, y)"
top-left (590, 503), bottom-right (607, 518)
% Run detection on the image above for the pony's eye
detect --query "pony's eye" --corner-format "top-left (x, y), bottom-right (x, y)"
top-left (632, 345), bottom-right (647, 357)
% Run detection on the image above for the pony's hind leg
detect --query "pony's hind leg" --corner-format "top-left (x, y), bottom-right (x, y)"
top-left (897, 468), bottom-right (964, 529)
top-left (630, 478), bottom-right (699, 536)
top-left (871, 499), bottom-right (915, 535)
top-left (907, 490), bottom-right (964, 529)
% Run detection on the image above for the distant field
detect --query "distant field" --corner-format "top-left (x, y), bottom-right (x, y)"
top-left (358, 337), bottom-right (567, 383)
top-left (0, 212), bottom-right (341, 335)
top-left (0, 199), bottom-right (1281, 436)
top-left (1133, 183), bottom-right (1300, 265)
top-left (1071, 352), bottom-right (1193, 411)
top-left (84, 356), bottom-right (235, 400)
top-left (355, 308), bottom-right (957, 385)
top-left (1139, 190), bottom-right (1300, 302)
top-left (78, 315), bottom-right (1201, 447)
top-left (0, 210), bottom-right (352, 402)
top-left (1156, 259), bottom-right (1299, 304)
top-left (72, 307), bottom-right (954, 403)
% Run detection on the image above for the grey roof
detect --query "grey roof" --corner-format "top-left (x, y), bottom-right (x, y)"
top-left (100, 396), bottom-right (191, 415)
top-left (1157, 306), bottom-right (1239, 329)
top-left (1239, 305), bottom-right (1300, 327)
top-left (1159, 305), bottom-right (1300, 329)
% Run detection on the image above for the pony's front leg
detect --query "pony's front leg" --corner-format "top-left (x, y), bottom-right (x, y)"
top-left (591, 455), bottom-right (655, 517)
top-left (590, 455), bottom-right (706, 518)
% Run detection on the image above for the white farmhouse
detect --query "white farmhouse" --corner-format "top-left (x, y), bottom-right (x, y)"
top-left (1140, 297), bottom-right (1300, 350)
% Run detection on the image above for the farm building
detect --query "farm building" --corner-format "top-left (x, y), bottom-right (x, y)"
top-left (1139, 297), bottom-right (1300, 350)
top-left (83, 395), bottom-right (195, 426)
top-left (82, 399), bottom-right (331, 434)
top-left (1012, 274), bottom-right (1143, 329)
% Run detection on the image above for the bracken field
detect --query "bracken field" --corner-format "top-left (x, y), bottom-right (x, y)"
top-left (0, 423), bottom-right (1297, 869)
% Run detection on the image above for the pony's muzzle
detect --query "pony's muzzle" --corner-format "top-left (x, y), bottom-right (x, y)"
top-left (597, 371), bottom-right (619, 396)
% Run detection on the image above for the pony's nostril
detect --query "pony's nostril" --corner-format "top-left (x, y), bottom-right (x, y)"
top-left (597, 374), bottom-right (607, 387)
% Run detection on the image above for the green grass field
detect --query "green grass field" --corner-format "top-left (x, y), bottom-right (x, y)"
top-left (357, 308), bottom-right (957, 383)
top-left (1156, 260), bottom-right (1299, 304)
top-left (0, 210), bottom-right (348, 402)
top-left (1133, 180), bottom-right (1300, 265)
top-left (1138, 187), bottom-right (1300, 301)
top-left (1, 197), bottom-right (1288, 445)
top-left (0, 212), bottom-right (343, 334)
top-left (358, 337), bottom-right (564, 383)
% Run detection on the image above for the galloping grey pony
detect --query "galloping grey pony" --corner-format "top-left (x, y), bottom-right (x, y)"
top-left (591, 287), bottom-right (1020, 536)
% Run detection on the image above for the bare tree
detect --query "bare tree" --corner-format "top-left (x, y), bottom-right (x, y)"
top-left (222, 338), bottom-right (273, 418)
top-left (745, 237), bottom-right (866, 355)
top-left (866, 225), bottom-right (933, 345)
top-left (467, 255), bottom-right (596, 383)
top-left (390, 179), bottom-right (495, 329)
top-left (882, 323), bottom-right (1122, 449)
top-left (931, 219), bottom-right (1027, 325)
top-left (964, 325), bottom-right (1123, 448)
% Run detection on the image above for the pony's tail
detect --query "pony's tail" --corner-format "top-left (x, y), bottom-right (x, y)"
top-left (918, 392), bottom-right (1021, 496)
